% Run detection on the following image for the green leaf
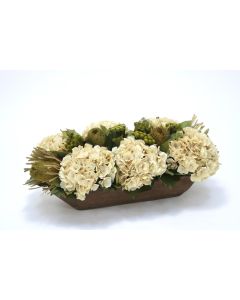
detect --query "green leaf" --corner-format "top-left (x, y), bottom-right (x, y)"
top-left (52, 150), bottom-right (68, 159)
top-left (160, 141), bottom-right (169, 153)
top-left (160, 130), bottom-right (183, 153)
top-left (160, 174), bottom-right (180, 188)
top-left (178, 120), bottom-right (192, 129)
top-left (170, 131), bottom-right (183, 140)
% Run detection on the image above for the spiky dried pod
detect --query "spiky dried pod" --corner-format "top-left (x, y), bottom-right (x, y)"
top-left (24, 147), bottom-right (61, 192)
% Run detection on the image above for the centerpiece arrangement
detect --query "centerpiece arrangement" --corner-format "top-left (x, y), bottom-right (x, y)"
top-left (25, 115), bottom-right (219, 209)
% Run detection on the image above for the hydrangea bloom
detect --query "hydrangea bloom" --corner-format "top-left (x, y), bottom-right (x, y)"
top-left (59, 144), bottom-right (116, 200)
top-left (38, 133), bottom-right (66, 151)
top-left (169, 127), bottom-right (219, 182)
top-left (149, 117), bottom-right (176, 128)
top-left (113, 137), bottom-right (167, 191)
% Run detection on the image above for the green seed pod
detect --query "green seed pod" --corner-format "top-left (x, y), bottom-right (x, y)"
top-left (131, 131), bottom-right (156, 145)
top-left (109, 124), bottom-right (126, 136)
top-left (144, 135), bottom-right (155, 145)
top-left (134, 119), bottom-right (152, 133)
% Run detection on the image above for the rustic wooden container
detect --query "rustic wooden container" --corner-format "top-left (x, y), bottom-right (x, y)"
top-left (58, 176), bottom-right (193, 210)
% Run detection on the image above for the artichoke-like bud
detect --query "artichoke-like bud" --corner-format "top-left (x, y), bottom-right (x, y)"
top-left (130, 130), bottom-right (156, 145)
top-left (85, 127), bottom-right (106, 146)
top-left (62, 129), bottom-right (84, 152)
top-left (150, 126), bottom-right (169, 145)
top-left (134, 118), bottom-right (152, 133)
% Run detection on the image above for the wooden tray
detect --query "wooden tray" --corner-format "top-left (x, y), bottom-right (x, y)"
top-left (58, 176), bottom-right (193, 210)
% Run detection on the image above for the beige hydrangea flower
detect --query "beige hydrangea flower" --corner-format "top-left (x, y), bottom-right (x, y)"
top-left (38, 133), bottom-right (67, 152)
top-left (149, 117), bottom-right (176, 128)
top-left (166, 157), bottom-right (178, 170)
top-left (82, 121), bottom-right (120, 139)
top-left (59, 144), bottom-right (116, 200)
top-left (169, 127), bottom-right (219, 182)
top-left (112, 137), bottom-right (167, 192)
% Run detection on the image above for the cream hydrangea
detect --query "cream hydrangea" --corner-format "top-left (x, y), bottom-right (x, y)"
top-left (149, 117), bottom-right (176, 128)
top-left (38, 133), bottom-right (67, 151)
top-left (82, 121), bottom-right (120, 139)
top-left (59, 144), bottom-right (116, 201)
top-left (112, 137), bottom-right (167, 191)
top-left (169, 127), bottom-right (219, 182)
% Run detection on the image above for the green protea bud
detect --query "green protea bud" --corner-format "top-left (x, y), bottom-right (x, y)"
top-left (62, 129), bottom-right (84, 152)
top-left (86, 127), bottom-right (106, 146)
top-left (134, 118), bottom-right (152, 133)
top-left (150, 126), bottom-right (169, 145)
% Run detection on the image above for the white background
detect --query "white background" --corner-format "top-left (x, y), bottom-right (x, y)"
top-left (1, 0), bottom-right (240, 299)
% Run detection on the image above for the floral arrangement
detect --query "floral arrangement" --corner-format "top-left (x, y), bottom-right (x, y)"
top-left (25, 116), bottom-right (219, 202)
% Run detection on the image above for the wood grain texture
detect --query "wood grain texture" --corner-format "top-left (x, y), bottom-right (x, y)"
top-left (57, 176), bottom-right (193, 210)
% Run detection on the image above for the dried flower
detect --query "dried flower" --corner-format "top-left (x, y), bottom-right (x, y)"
top-left (169, 127), bottom-right (219, 181)
top-left (149, 117), bottom-right (176, 128)
top-left (59, 144), bottom-right (116, 200)
top-left (113, 137), bottom-right (167, 191)
top-left (38, 133), bottom-right (67, 152)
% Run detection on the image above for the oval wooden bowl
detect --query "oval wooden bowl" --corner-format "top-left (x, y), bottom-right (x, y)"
top-left (58, 176), bottom-right (193, 210)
